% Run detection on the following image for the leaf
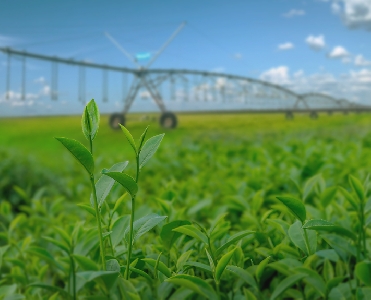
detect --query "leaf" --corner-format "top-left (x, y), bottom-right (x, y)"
top-left (349, 175), bottom-right (365, 202)
top-left (102, 171), bottom-right (138, 197)
top-left (120, 124), bottom-right (137, 154)
top-left (320, 186), bottom-right (338, 208)
top-left (28, 283), bottom-right (70, 297)
top-left (338, 187), bottom-right (358, 210)
top-left (215, 248), bottom-right (235, 282)
top-left (303, 219), bottom-right (356, 240)
top-left (132, 215), bottom-right (167, 244)
top-left (184, 261), bottom-right (213, 274)
top-left (27, 247), bottom-right (55, 264)
top-left (270, 273), bottom-right (307, 300)
top-left (205, 248), bottom-right (215, 273)
top-left (256, 256), bottom-right (270, 283)
top-left (172, 225), bottom-right (208, 244)
top-left (139, 133), bottom-right (164, 168)
top-left (142, 258), bottom-right (172, 277)
top-left (42, 236), bottom-right (69, 253)
top-left (160, 220), bottom-right (191, 250)
top-left (55, 137), bottom-right (94, 175)
top-left (77, 204), bottom-right (96, 217)
top-left (177, 250), bottom-right (193, 271)
top-left (76, 271), bottom-right (119, 291)
top-left (73, 254), bottom-right (99, 271)
top-left (129, 266), bottom-right (152, 282)
top-left (226, 265), bottom-right (258, 290)
top-left (215, 230), bottom-right (254, 257)
top-left (355, 261), bottom-right (371, 286)
top-left (81, 99), bottom-right (100, 141)
top-left (294, 267), bottom-right (326, 297)
top-left (106, 259), bottom-right (120, 272)
top-left (166, 274), bottom-right (218, 300)
top-left (276, 196), bottom-right (306, 224)
top-left (138, 126), bottom-right (149, 151)
top-left (111, 215), bottom-right (130, 247)
top-left (303, 174), bottom-right (322, 200)
top-left (92, 161), bottom-right (129, 207)
top-left (288, 221), bottom-right (317, 256)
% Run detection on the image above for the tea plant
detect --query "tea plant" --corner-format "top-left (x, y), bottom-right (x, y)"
top-left (2, 100), bottom-right (371, 299)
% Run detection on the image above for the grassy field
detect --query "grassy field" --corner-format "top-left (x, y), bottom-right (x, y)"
top-left (1, 111), bottom-right (370, 171)
top-left (2, 110), bottom-right (371, 299)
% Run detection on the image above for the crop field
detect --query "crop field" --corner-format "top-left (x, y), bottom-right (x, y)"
top-left (2, 104), bottom-right (371, 300)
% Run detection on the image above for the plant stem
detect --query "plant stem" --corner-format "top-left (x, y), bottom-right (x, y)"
top-left (125, 196), bottom-right (135, 280)
top-left (125, 155), bottom-right (140, 280)
top-left (69, 254), bottom-right (76, 300)
top-left (108, 214), bottom-right (115, 256)
top-left (303, 228), bottom-right (311, 256)
top-left (91, 176), bottom-right (106, 270)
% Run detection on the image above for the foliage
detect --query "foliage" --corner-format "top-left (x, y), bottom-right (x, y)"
top-left (1, 105), bottom-right (371, 299)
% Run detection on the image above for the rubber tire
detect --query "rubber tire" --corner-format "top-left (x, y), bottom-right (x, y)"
top-left (285, 111), bottom-right (294, 120)
top-left (310, 111), bottom-right (318, 119)
top-left (160, 112), bottom-right (177, 129)
top-left (109, 113), bottom-right (125, 130)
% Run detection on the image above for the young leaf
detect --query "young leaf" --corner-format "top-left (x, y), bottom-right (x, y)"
top-left (129, 266), bottom-right (152, 282)
top-left (226, 265), bottom-right (258, 290)
top-left (176, 250), bottom-right (193, 271)
top-left (276, 196), bottom-right (306, 224)
top-left (349, 175), bottom-right (365, 202)
top-left (55, 137), bottom-right (94, 175)
top-left (133, 215), bottom-right (167, 244)
top-left (91, 161), bottom-right (129, 207)
top-left (294, 267), bottom-right (326, 297)
top-left (102, 171), bottom-right (138, 197)
top-left (320, 186), bottom-right (337, 208)
top-left (256, 256), bottom-right (270, 283)
top-left (106, 259), bottom-right (121, 272)
top-left (215, 230), bottom-right (254, 257)
top-left (184, 261), bottom-right (213, 274)
top-left (138, 126), bottom-right (149, 151)
top-left (160, 220), bottom-right (191, 250)
top-left (166, 274), bottom-right (218, 300)
top-left (73, 254), bottom-right (99, 271)
top-left (28, 283), bottom-right (70, 298)
top-left (338, 186), bottom-right (358, 210)
top-left (139, 133), bottom-right (165, 168)
top-left (205, 249), bottom-right (215, 274)
top-left (215, 248), bottom-right (235, 282)
top-left (355, 261), bottom-right (371, 286)
top-left (288, 221), bottom-right (317, 256)
top-left (303, 219), bottom-right (356, 240)
top-left (76, 270), bottom-right (119, 292)
top-left (172, 225), bottom-right (208, 244)
top-left (303, 174), bottom-right (322, 200)
top-left (142, 258), bottom-right (172, 277)
top-left (270, 273), bottom-right (307, 300)
top-left (81, 99), bottom-right (100, 141)
top-left (119, 124), bottom-right (137, 155)
top-left (42, 236), bottom-right (70, 254)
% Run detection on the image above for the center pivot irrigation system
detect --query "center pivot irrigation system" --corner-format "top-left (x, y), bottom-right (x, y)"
top-left (1, 22), bottom-right (369, 129)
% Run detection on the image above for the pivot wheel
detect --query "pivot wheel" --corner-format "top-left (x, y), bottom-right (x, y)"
top-left (285, 111), bottom-right (294, 120)
top-left (109, 113), bottom-right (125, 130)
top-left (309, 111), bottom-right (318, 119)
top-left (160, 112), bottom-right (177, 129)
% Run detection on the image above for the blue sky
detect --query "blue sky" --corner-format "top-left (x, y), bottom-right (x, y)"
top-left (0, 0), bottom-right (371, 116)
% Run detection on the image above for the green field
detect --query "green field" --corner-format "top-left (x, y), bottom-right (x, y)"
top-left (1, 110), bottom-right (371, 299)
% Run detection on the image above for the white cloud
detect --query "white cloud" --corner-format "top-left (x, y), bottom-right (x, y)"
top-left (0, 34), bottom-right (18, 46)
top-left (329, 0), bottom-right (371, 30)
top-left (283, 9), bottom-right (306, 17)
top-left (354, 54), bottom-right (371, 66)
top-left (234, 53), bottom-right (243, 60)
top-left (260, 66), bottom-right (291, 85)
top-left (278, 42), bottom-right (294, 50)
top-left (328, 45), bottom-right (350, 58)
top-left (260, 65), bottom-right (371, 103)
top-left (306, 34), bottom-right (326, 50)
